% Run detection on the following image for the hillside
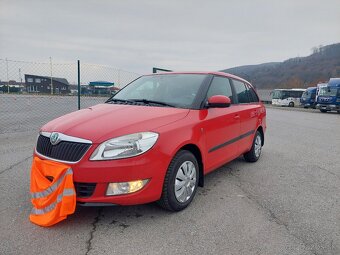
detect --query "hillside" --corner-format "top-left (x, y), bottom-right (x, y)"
top-left (222, 43), bottom-right (340, 89)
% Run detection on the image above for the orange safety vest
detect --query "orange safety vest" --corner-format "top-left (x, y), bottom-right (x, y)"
top-left (30, 157), bottom-right (76, 227)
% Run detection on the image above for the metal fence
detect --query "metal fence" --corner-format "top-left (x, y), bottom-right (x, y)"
top-left (0, 59), bottom-right (273, 134)
top-left (0, 59), bottom-right (140, 134)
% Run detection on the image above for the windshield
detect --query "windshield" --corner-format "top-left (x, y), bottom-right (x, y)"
top-left (111, 74), bottom-right (207, 108)
top-left (302, 91), bottom-right (311, 99)
top-left (272, 90), bottom-right (282, 99)
top-left (319, 87), bottom-right (338, 97)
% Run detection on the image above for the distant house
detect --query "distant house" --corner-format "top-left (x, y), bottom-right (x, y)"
top-left (25, 74), bottom-right (70, 94)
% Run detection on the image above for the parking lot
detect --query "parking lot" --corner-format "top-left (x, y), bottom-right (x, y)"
top-left (1, 104), bottom-right (339, 255)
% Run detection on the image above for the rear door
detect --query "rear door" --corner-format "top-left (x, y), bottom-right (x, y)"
top-left (231, 79), bottom-right (261, 154)
top-left (202, 76), bottom-right (241, 172)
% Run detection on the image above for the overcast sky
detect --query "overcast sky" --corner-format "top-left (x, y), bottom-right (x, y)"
top-left (0, 0), bottom-right (339, 74)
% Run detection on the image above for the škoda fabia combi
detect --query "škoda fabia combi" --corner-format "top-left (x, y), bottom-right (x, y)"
top-left (34, 72), bottom-right (266, 212)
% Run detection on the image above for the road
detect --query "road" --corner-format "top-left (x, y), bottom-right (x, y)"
top-left (1, 107), bottom-right (339, 255)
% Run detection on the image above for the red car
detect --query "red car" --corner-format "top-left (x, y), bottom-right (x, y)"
top-left (35, 72), bottom-right (266, 211)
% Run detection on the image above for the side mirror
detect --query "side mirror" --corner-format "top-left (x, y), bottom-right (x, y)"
top-left (207, 95), bottom-right (231, 108)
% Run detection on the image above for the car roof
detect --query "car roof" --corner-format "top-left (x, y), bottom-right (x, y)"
top-left (145, 71), bottom-right (251, 85)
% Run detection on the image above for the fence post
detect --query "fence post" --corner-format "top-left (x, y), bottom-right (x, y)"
top-left (77, 60), bottom-right (80, 110)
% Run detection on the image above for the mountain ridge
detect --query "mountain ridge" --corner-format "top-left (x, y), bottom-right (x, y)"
top-left (221, 43), bottom-right (340, 89)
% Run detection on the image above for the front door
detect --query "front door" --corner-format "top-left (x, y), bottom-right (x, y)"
top-left (201, 76), bottom-right (241, 173)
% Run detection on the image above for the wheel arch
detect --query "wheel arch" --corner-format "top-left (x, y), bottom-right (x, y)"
top-left (257, 126), bottom-right (264, 146)
top-left (179, 144), bottom-right (204, 187)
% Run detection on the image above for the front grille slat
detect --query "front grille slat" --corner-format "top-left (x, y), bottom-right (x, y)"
top-left (57, 142), bottom-right (68, 161)
top-left (36, 135), bottom-right (91, 162)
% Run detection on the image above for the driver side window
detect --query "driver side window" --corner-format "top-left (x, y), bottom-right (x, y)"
top-left (207, 76), bottom-right (233, 103)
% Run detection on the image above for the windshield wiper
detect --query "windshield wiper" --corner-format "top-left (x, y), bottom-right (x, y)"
top-left (130, 99), bottom-right (175, 107)
top-left (105, 98), bottom-right (135, 104)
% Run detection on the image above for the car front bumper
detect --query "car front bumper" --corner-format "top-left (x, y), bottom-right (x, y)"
top-left (34, 145), bottom-right (170, 206)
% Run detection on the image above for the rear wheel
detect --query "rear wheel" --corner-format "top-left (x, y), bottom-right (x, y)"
top-left (320, 109), bottom-right (327, 113)
top-left (158, 150), bottom-right (199, 211)
top-left (288, 102), bottom-right (294, 107)
top-left (244, 131), bottom-right (262, 162)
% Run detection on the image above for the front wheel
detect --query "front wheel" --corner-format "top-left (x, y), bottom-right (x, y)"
top-left (288, 102), bottom-right (294, 107)
top-left (244, 131), bottom-right (262, 162)
top-left (158, 150), bottom-right (199, 211)
top-left (320, 109), bottom-right (327, 113)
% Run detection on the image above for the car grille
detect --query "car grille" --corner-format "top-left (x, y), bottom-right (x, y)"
top-left (36, 135), bottom-right (91, 162)
top-left (74, 182), bottom-right (96, 198)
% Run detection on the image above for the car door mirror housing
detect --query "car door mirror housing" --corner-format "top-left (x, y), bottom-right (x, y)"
top-left (207, 95), bottom-right (231, 108)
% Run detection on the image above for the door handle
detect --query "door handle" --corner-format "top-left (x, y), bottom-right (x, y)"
top-left (234, 114), bottom-right (240, 119)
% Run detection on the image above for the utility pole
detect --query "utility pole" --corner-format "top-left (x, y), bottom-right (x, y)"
top-left (6, 58), bottom-right (9, 94)
top-left (18, 68), bottom-right (22, 82)
top-left (19, 68), bottom-right (22, 93)
top-left (50, 57), bottom-right (53, 95)
top-left (118, 70), bottom-right (121, 88)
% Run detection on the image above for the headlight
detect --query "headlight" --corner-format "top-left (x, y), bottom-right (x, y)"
top-left (90, 132), bottom-right (159, 160)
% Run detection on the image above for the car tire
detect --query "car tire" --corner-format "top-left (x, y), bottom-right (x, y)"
top-left (158, 150), bottom-right (199, 211)
top-left (244, 131), bottom-right (262, 162)
top-left (288, 102), bottom-right (294, 107)
top-left (320, 109), bottom-right (327, 113)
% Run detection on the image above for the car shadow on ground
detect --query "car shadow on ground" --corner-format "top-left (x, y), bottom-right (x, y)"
top-left (54, 156), bottom-right (247, 229)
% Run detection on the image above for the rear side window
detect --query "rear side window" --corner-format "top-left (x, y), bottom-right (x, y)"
top-left (233, 79), bottom-right (250, 103)
top-left (207, 76), bottom-right (233, 103)
top-left (247, 84), bottom-right (259, 102)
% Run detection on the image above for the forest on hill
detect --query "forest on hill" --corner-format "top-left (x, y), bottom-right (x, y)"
top-left (222, 43), bottom-right (340, 89)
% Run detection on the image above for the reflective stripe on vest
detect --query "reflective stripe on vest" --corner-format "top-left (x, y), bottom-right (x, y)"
top-left (31, 168), bottom-right (73, 199)
top-left (31, 188), bottom-right (75, 215)
top-left (29, 156), bottom-right (76, 227)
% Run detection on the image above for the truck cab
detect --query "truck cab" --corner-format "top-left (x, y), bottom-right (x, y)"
top-left (316, 78), bottom-right (340, 113)
top-left (300, 87), bottom-right (316, 108)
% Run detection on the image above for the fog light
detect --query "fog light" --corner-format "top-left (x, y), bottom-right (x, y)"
top-left (106, 179), bottom-right (149, 196)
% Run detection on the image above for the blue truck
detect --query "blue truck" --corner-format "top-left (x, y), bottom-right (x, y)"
top-left (316, 78), bottom-right (340, 113)
top-left (300, 87), bottom-right (317, 108)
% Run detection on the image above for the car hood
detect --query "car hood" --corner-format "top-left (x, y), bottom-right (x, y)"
top-left (41, 103), bottom-right (189, 143)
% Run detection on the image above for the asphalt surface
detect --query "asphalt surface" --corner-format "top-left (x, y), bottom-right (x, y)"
top-left (1, 107), bottom-right (339, 255)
